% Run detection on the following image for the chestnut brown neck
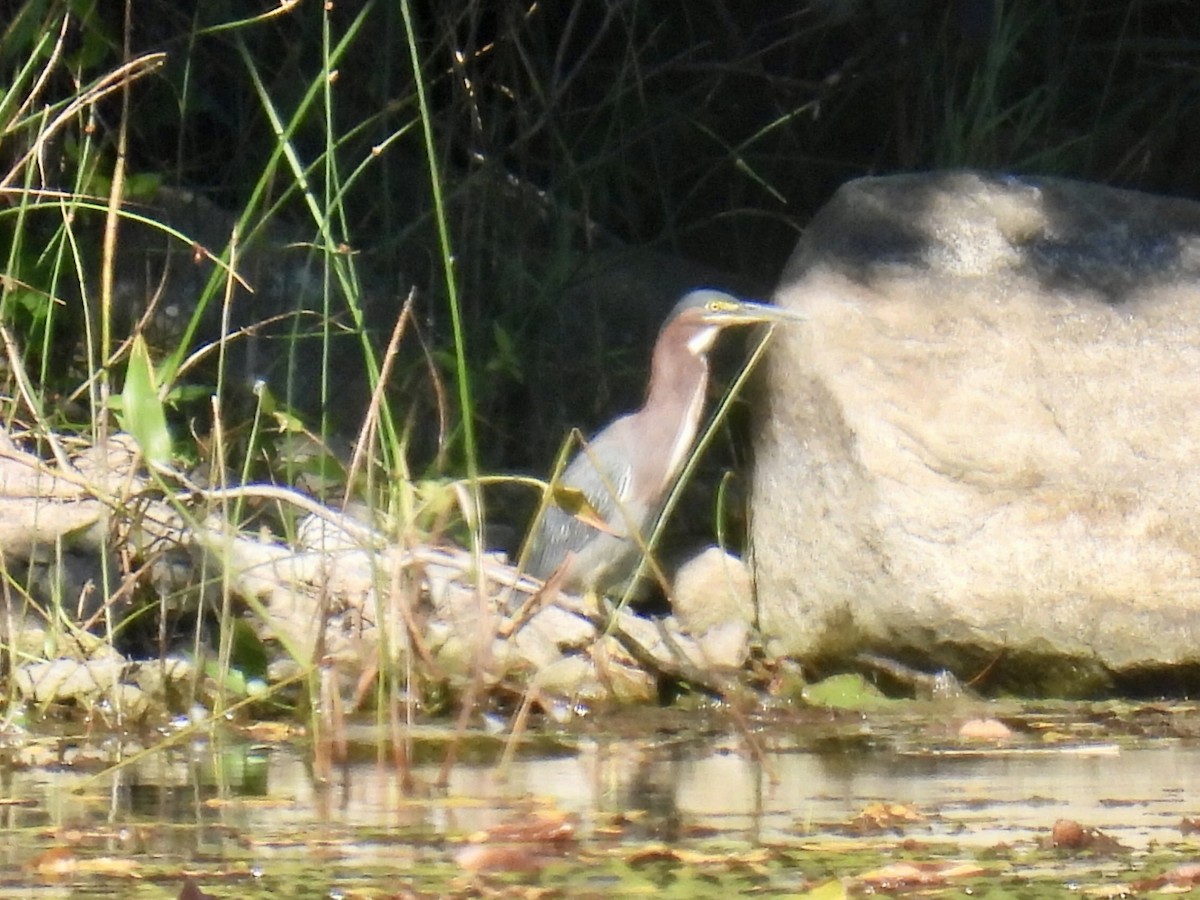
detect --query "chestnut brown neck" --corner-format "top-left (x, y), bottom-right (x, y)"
top-left (627, 318), bottom-right (715, 499)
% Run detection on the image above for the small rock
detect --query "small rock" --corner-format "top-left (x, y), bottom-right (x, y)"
top-left (101, 684), bottom-right (151, 722)
top-left (592, 641), bottom-right (657, 703)
top-left (14, 655), bottom-right (126, 704)
top-left (695, 619), bottom-right (753, 670)
top-left (658, 616), bottom-right (749, 670)
top-left (957, 717), bottom-right (1013, 741)
top-left (524, 604), bottom-right (598, 652)
top-left (132, 655), bottom-right (194, 698)
top-left (511, 625), bottom-right (564, 671)
top-left (671, 547), bottom-right (754, 636)
top-left (533, 656), bottom-right (594, 698)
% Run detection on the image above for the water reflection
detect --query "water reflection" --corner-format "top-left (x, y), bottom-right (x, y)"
top-left (480, 739), bottom-right (1199, 848)
top-left (201, 737), bottom-right (1200, 846)
top-left (4, 732), bottom-right (1198, 871)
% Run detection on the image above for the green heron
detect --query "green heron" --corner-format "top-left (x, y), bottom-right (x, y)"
top-left (526, 288), bottom-right (806, 595)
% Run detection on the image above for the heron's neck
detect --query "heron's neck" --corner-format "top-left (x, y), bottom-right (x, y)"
top-left (633, 326), bottom-right (711, 493)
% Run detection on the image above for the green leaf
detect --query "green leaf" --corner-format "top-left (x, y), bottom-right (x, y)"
top-left (551, 485), bottom-right (618, 535)
top-left (801, 673), bottom-right (898, 711)
top-left (123, 171), bottom-right (163, 200)
top-left (118, 335), bottom-right (173, 466)
top-left (253, 379), bottom-right (278, 416)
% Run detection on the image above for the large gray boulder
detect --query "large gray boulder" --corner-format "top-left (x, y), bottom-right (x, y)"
top-left (753, 171), bottom-right (1200, 693)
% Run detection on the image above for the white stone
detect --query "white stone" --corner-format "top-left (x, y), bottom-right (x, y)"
top-left (671, 546), bottom-right (754, 635)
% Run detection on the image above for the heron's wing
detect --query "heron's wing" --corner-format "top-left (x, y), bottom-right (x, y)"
top-left (527, 418), bottom-right (640, 580)
top-left (558, 424), bottom-right (635, 527)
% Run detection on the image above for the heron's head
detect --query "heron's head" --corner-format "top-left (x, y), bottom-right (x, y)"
top-left (665, 289), bottom-right (807, 355)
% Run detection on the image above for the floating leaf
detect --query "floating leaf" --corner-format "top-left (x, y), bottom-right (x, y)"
top-left (1046, 818), bottom-right (1127, 853)
top-left (456, 810), bottom-right (576, 873)
top-left (1131, 862), bottom-right (1200, 893)
top-left (801, 673), bottom-right (896, 710)
top-left (857, 860), bottom-right (985, 889)
top-left (847, 801), bottom-right (926, 834)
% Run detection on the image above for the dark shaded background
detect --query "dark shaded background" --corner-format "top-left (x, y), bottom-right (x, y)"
top-left (4, 0), bottom-right (1200, 476)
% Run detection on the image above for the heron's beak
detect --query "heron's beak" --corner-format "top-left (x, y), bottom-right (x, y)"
top-left (709, 299), bottom-right (807, 327)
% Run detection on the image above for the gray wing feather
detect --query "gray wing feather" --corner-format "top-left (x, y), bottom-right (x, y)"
top-left (527, 420), bottom-right (641, 585)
